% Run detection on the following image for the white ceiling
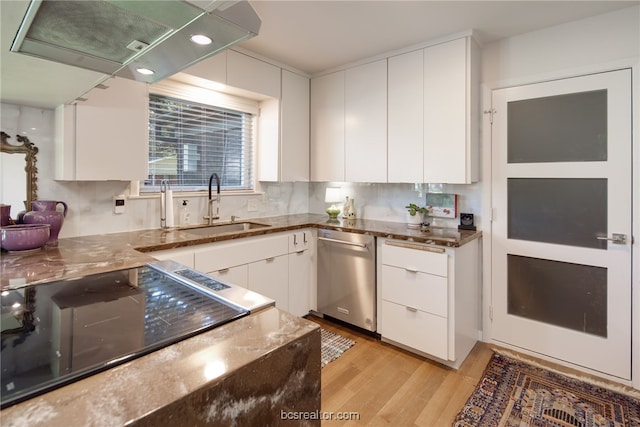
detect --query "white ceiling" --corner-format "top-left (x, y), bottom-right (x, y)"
top-left (1, 0), bottom-right (637, 109)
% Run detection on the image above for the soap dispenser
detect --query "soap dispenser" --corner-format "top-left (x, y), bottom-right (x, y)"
top-left (179, 200), bottom-right (191, 226)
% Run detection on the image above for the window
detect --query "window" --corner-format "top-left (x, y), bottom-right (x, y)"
top-left (144, 86), bottom-right (256, 193)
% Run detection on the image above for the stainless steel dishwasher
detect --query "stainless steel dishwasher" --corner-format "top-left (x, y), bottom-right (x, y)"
top-left (317, 229), bottom-right (376, 331)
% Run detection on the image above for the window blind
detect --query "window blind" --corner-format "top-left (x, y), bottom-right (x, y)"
top-left (144, 91), bottom-right (255, 192)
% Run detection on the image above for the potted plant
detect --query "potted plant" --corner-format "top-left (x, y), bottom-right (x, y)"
top-left (405, 203), bottom-right (429, 228)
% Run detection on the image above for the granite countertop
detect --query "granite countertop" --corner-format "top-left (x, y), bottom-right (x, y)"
top-left (1, 213), bottom-right (481, 290)
top-left (0, 307), bottom-right (320, 426)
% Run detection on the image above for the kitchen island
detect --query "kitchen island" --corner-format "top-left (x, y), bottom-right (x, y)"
top-left (1, 307), bottom-right (321, 426)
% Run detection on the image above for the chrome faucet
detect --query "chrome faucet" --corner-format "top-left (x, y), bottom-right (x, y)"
top-left (204, 173), bottom-right (220, 225)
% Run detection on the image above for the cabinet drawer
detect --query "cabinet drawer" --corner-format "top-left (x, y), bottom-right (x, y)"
top-left (380, 300), bottom-right (448, 360)
top-left (381, 265), bottom-right (447, 317)
top-left (381, 241), bottom-right (447, 277)
top-left (207, 265), bottom-right (248, 288)
top-left (149, 247), bottom-right (194, 268)
top-left (194, 234), bottom-right (289, 273)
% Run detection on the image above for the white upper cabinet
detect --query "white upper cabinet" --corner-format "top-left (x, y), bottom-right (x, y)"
top-left (345, 59), bottom-right (387, 182)
top-left (388, 37), bottom-right (479, 184)
top-left (257, 70), bottom-right (310, 182)
top-left (310, 71), bottom-right (345, 182)
top-left (182, 50), bottom-right (281, 99)
top-left (388, 49), bottom-right (424, 183)
top-left (280, 70), bottom-right (310, 182)
top-left (227, 50), bottom-right (281, 99)
top-left (181, 51), bottom-right (227, 84)
top-left (423, 37), bottom-right (479, 184)
top-left (55, 77), bottom-right (149, 181)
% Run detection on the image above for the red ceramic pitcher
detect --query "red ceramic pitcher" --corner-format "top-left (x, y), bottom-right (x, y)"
top-left (23, 200), bottom-right (68, 245)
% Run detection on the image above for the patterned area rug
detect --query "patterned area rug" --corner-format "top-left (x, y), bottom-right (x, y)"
top-left (454, 352), bottom-right (640, 427)
top-left (321, 328), bottom-right (355, 368)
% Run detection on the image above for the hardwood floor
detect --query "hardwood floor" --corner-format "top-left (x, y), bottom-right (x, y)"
top-left (308, 315), bottom-right (638, 426)
top-left (307, 315), bottom-right (494, 426)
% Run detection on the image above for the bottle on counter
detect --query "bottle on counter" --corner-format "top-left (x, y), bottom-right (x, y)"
top-left (347, 198), bottom-right (356, 219)
top-left (179, 200), bottom-right (191, 226)
top-left (342, 196), bottom-right (350, 219)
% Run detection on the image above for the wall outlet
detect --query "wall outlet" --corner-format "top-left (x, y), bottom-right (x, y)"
top-left (247, 199), bottom-right (258, 212)
top-left (113, 195), bottom-right (125, 214)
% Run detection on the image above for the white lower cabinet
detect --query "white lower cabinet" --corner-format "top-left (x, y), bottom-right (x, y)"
top-left (147, 229), bottom-right (315, 316)
top-left (209, 265), bottom-right (248, 288)
top-left (147, 247), bottom-right (195, 268)
top-left (377, 237), bottom-right (480, 369)
top-left (248, 255), bottom-right (289, 310)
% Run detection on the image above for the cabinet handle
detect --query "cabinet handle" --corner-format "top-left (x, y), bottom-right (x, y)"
top-left (303, 232), bottom-right (307, 243)
top-left (218, 268), bottom-right (229, 273)
top-left (405, 267), bottom-right (418, 273)
top-left (406, 306), bottom-right (418, 313)
top-left (265, 257), bottom-right (275, 262)
top-left (385, 240), bottom-right (445, 254)
top-left (293, 234), bottom-right (298, 245)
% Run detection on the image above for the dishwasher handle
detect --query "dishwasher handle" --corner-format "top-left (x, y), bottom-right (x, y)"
top-left (318, 236), bottom-right (368, 248)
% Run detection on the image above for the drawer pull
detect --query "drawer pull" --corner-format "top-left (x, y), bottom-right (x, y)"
top-left (406, 306), bottom-right (418, 313)
top-left (385, 240), bottom-right (445, 254)
top-left (265, 257), bottom-right (275, 262)
top-left (218, 268), bottom-right (229, 273)
top-left (405, 267), bottom-right (418, 273)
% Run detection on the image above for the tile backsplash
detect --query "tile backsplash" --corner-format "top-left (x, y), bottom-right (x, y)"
top-left (2, 103), bottom-right (482, 238)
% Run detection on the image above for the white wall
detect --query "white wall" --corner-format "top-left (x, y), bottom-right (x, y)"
top-left (479, 5), bottom-right (640, 387)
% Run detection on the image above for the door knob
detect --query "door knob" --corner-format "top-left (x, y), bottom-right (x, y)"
top-left (596, 233), bottom-right (627, 244)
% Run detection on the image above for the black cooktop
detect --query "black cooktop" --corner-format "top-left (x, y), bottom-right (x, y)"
top-left (0, 265), bottom-right (248, 408)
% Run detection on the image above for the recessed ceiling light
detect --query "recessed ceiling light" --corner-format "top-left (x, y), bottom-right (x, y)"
top-left (190, 34), bottom-right (212, 45)
top-left (136, 68), bottom-right (155, 75)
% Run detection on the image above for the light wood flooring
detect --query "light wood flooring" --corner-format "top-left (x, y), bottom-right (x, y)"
top-left (308, 315), bottom-right (493, 426)
top-left (307, 315), bottom-right (637, 427)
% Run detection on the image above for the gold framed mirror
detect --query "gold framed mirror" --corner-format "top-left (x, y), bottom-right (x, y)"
top-left (1, 131), bottom-right (38, 213)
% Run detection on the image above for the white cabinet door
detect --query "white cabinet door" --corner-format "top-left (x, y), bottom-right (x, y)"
top-left (423, 38), bottom-right (478, 184)
top-left (148, 247), bottom-right (195, 268)
top-left (180, 50), bottom-right (227, 84)
top-left (310, 71), bottom-right (345, 182)
top-left (55, 77), bottom-right (149, 181)
top-left (209, 265), bottom-right (248, 288)
top-left (388, 50), bottom-right (424, 183)
top-left (345, 59), bottom-right (387, 182)
top-left (258, 70), bottom-right (310, 182)
top-left (227, 50), bottom-right (281, 99)
top-left (280, 70), bottom-right (310, 182)
top-left (248, 255), bottom-right (289, 311)
top-left (288, 249), bottom-right (312, 317)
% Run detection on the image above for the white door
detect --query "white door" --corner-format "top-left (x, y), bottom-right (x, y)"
top-left (491, 69), bottom-right (632, 380)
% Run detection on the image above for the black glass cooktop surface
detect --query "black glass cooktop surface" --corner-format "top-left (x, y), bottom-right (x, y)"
top-left (0, 265), bottom-right (248, 408)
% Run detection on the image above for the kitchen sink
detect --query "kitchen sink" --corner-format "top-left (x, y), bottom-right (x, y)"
top-left (180, 221), bottom-right (271, 236)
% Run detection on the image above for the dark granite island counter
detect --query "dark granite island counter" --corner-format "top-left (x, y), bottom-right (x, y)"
top-left (0, 307), bottom-right (321, 426)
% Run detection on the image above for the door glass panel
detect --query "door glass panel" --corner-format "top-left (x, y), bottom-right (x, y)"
top-left (508, 254), bottom-right (607, 337)
top-left (508, 178), bottom-right (607, 249)
top-left (507, 90), bottom-right (607, 163)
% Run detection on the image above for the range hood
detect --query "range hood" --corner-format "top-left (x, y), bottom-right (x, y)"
top-left (10, 0), bottom-right (261, 84)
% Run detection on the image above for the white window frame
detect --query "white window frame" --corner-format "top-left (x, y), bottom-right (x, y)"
top-left (133, 79), bottom-right (259, 196)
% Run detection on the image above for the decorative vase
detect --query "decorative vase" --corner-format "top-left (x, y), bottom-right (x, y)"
top-left (406, 212), bottom-right (423, 229)
top-left (22, 200), bottom-right (68, 245)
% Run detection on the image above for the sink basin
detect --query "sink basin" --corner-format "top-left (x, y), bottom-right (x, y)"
top-left (180, 221), bottom-right (271, 236)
